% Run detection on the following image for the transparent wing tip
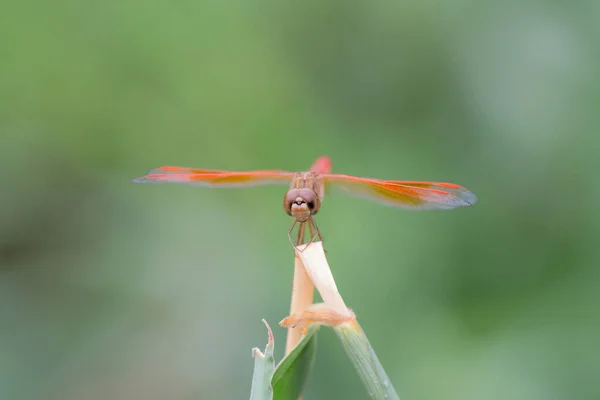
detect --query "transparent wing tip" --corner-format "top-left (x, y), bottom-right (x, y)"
top-left (458, 188), bottom-right (478, 206)
top-left (132, 176), bottom-right (159, 184)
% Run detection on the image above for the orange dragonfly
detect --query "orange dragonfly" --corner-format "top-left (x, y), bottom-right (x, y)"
top-left (133, 156), bottom-right (476, 248)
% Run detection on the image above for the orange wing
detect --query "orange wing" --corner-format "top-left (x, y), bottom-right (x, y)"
top-left (309, 156), bottom-right (332, 174)
top-left (323, 174), bottom-right (477, 210)
top-left (132, 166), bottom-right (295, 187)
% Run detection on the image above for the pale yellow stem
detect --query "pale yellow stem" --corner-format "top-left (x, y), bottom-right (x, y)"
top-left (285, 254), bottom-right (315, 355)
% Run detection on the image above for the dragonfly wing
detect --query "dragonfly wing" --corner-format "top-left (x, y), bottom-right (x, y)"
top-left (323, 174), bottom-right (477, 210)
top-left (309, 156), bottom-right (332, 174)
top-left (383, 180), bottom-right (478, 206)
top-left (145, 166), bottom-right (231, 174)
top-left (133, 167), bottom-right (295, 188)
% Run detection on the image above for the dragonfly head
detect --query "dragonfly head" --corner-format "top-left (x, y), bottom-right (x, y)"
top-left (283, 188), bottom-right (321, 222)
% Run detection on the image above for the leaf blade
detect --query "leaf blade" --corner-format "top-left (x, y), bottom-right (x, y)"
top-left (334, 323), bottom-right (400, 400)
top-left (249, 320), bottom-right (276, 400)
top-left (272, 325), bottom-right (319, 399)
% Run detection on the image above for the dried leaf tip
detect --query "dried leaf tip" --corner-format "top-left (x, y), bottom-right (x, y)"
top-left (252, 348), bottom-right (265, 359)
top-left (280, 304), bottom-right (356, 334)
top-left (253, 319), bottom-right (274, 358)
top-left (262, 319), bottom-right (274, 347)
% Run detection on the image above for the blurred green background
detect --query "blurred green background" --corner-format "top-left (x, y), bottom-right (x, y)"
top-left (1, 0), bottom-right (599, 399)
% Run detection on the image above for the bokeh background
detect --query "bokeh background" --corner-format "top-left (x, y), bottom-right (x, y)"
top-left (1, 1), bottom-right (599, 399)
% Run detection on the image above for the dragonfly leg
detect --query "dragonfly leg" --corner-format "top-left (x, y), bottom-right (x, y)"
top-left (289, 221), bottom-right (311, 253)
top-left (292, 217), bottom-right (324, 253)
top-left (289, 219), bottom-right (324, 253)
top-left (308, 217), bottom-right (327, 254)
top-left (307, 219), bottom-right (315, 242)
top-left (296, 222), bottom-right (306, 246)
top-left (288, 220), bottom-right (297, 248)
top-left (308, 217), bottom-right (323, 244)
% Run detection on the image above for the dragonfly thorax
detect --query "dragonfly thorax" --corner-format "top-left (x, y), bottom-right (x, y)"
top-left (283, 188), bottom-right (321, 222)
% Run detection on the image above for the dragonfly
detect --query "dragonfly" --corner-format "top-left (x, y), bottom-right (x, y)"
top-left (132, 156), bottom-right (477, 248)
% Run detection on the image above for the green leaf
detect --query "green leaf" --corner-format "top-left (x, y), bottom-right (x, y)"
top-left (250, 320), bottom-right (276, 400)
top-left (271, 325), bottom-right (319, 400)
top-left (334, 324), bottom-right (400, 400)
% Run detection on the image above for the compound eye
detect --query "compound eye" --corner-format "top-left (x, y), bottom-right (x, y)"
top-left (307, 201), bottom-right (315, 210)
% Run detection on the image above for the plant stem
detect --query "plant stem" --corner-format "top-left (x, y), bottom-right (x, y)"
top-left (285, 254), bottom-right (315, 355)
